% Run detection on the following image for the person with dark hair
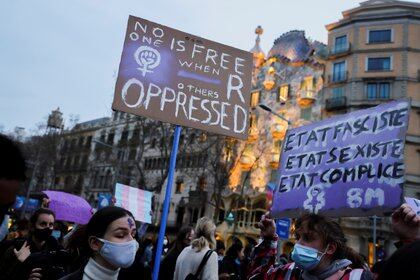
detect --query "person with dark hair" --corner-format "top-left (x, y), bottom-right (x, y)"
top-left (377, 203), bottom-right (420, 279)
top-left (0, 208), bottom-right (67, 280)
top-left (158, 226), bottom-right (194, 280)
top-left (378, 240), bottom-right (420, 279)
top-left (219, 240), bottom-right (244, 280)
top-left (59, 206), bottom-right (138, 280)
top-left (216, 239), bottom-right (226, 263)
top-left (247, 212), bottom-right (373, 280)
top-left (0, 134), bottom-right (26, 242)
top-left (371, 261), bottom-right (385, 280)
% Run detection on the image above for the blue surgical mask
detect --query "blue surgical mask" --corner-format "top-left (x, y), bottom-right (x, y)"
top-left (98, 238), bottom-right (139, 268)
top-left (0, 215), bottom-right (9, 241)
top-left (291, 243), bottom-right (327, 271)
top-left (51, 230), bottom-right (61, 240)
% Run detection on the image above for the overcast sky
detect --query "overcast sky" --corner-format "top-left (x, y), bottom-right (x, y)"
top-left (1, 0), bottom-right (399, 133)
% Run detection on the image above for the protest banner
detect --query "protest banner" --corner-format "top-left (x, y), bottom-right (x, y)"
top-left (405, 197), bottom-right (420, 216)
top-left (114, 183), bottom-right (152, 224)
top-left (272, 99), bottom-right (410, 218)
top-left (112, 16), bottom-right (253, 280)
top-left (112, 15), bottom-right (253, 140)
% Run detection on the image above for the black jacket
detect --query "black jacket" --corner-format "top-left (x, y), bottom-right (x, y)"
top-left (0, 236), bottom-right (66, 280)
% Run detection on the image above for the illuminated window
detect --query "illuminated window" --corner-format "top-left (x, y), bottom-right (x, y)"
top-left (250, 114), bottom-right (257, 127)
top-left (175, 179), bottom-right (184, 193)
top-left (251, 91), bottom-right (260, 107)
top-left (279, 85), bottom-right (289, 103)
top-left (302, 76), bottom-right (314, 91)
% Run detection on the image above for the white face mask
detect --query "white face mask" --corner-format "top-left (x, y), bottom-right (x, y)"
top-left (98, 238), bottom-right (139, 268)
top-left (0, 215), bottom-right (9, 241)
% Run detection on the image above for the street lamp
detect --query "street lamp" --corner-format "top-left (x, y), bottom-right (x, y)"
top-left (258, 103), bottom-right (291, 125)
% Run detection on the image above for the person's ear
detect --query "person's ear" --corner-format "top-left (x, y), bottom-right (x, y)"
top-left (326, 243), bottom-right (337, 255)
top-left (88, 237), bottom-right (103, 253)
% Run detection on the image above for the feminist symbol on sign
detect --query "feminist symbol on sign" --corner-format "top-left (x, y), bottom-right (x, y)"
top-left (303, 185), bottom-right (325, 214)
top-left (134, 46), bottom-right (161, 77)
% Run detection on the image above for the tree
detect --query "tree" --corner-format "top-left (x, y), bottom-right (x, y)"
top-left (22, 123), bottom-right (61, 192)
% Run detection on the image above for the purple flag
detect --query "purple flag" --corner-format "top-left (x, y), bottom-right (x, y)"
top-left (43, 191), bottom-right (93, 224)
top-left (272, 99), bottom-right (410, 218)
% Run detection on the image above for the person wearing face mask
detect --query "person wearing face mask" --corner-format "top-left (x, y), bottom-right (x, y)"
top-left (158, 226), bottom-right (194, 280)
top-left (0, 208), bottom-right (67, 280)
top-left (247, 213), bottom-right (373, 280)
top-left (0, 134), bottom-right (27, 243)
top-left (59, 206), bottom-right (138, 280)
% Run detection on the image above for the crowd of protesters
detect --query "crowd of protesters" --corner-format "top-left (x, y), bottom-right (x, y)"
top-left (1, 134), bottom-right (420, 280)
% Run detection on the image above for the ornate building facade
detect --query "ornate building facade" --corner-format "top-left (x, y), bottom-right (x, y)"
top-left (215, 27), bottom-right (327, 245)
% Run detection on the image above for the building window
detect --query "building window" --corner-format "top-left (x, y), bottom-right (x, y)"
top-left (250, 91), bottom-right (260, 107)
top-left (367, 57), bottom-right (391, 71)
top-left (366, 82), bottom-right (391, 100)
top-left (131, 128), bottom-right (140, 140)
top-left (86, 136), bottom-right (92, 148)
top-left (270, 170), bottom-right (278, 183)
top-left (120, 130), bottom-right (128, 142)
top-left (198, 176), bottom-right (207, 190)
top-left (369, 29), bottom-right (392, 44)
top-left (107, 132), bottom-right (115, 145)
top-left (240, 171), bottom-right (251, 188)
top-left (250, 114), bottom-right (257, 128)
top-left (300, 107), bottom-right (312, 120)
top-left (333, 61), bottom-right (346, 82)
top-left (78, 137), bottom-right (85, 147)
top-left (334, 35), bottom-right (347, 52)
top-left (278, 85), bottom-right (289, 103)
top-left (332, 87), bottom-right (344, 98)
top-left (150, 138), bottom-right (157, 148)
top-left (128, 149), bottom-right (137, 160)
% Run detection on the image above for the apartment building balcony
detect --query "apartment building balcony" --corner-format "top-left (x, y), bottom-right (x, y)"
top-left (328, 43), bottom-right (351, 59)
top-left (326, 96), bottom-right (347, 111)
top-left (327, 71), bottom-right (348, 85)
top-left (297, 89), bottom-right (316, 108)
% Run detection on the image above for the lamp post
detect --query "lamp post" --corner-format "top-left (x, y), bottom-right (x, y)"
top-left (258, 103), bottom-right (291, 125)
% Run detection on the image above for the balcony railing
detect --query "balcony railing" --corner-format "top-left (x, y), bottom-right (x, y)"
top-left (328, 71), bottom-right (348, 84)
top-left (326, 96), bottom-right (347, 111)
top-left (329, 43), bottom-right (351, 57)
top-left (297, 90), bottom-right (316, 107)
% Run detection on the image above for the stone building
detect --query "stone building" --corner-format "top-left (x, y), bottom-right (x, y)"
top-left (322, 0), bottom-right (420, 264)
top-left (51, 111), bottom-right (218, 233)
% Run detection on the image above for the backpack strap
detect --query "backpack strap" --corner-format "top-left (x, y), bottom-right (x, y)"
top-left (194, 250), bottom-right (213, 278)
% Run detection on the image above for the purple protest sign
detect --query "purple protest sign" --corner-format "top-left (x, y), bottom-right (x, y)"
top-left (272, 99), bottom-right (410, 218)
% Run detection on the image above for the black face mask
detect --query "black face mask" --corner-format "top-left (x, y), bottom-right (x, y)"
top-left (33, 228), bottom-right (53, 241)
